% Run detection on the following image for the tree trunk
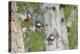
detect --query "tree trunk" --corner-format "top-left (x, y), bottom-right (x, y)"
top-left (40, 4), bottom-right (69, 51)
top-left (9, 1), bottom-right (24, 53)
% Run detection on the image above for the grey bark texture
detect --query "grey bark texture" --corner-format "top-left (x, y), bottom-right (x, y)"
top-left (40, 4), bottom-right (69, 51)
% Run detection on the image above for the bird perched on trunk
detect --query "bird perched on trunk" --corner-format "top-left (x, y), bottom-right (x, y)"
top-left (35, 21), bottom-right (41, 32)
top-left (24, 11), bottom-right (32, 21)
top-left (22, 10), bottom-right (32, 33)
top-left (47, 28), bottom-right (59, 46)
top-left (47, 34), bottom-right (55, 46)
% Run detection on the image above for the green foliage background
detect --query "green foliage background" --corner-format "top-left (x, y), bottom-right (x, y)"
top-left (63, 5), bottom-right (78, 49)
